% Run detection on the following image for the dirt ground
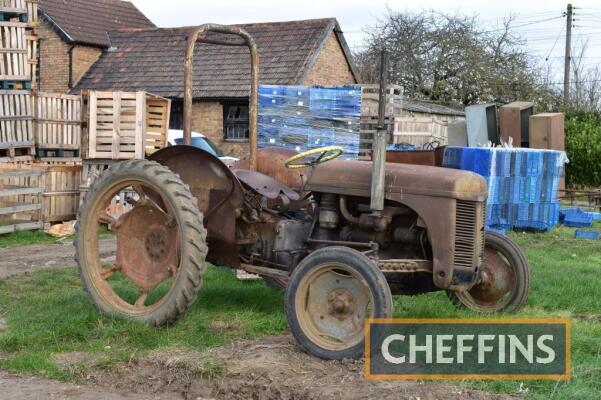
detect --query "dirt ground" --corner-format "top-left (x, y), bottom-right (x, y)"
top-left (0, 239), bottom-right (115, 279)
top-left (0, 242), bottom-right (518, 400)
top-left (49, 335), bottom-right (517, 400)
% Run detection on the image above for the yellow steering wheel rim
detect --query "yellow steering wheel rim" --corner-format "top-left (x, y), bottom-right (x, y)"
top-left (284, 146), bottom-right (344, 169)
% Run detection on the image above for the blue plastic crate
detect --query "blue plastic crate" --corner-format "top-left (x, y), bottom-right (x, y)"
top-left (563, 209), bottom-right (594, 228)
top-left (574, 229), bottom-right (600, 240)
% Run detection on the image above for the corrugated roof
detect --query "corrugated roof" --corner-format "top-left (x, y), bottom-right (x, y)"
top-left (39, 0), bottom-right (155, 47)
top-left (75, 18), bottom-right (358, 99)
top-left (403, 99), bottom-right (465, 116)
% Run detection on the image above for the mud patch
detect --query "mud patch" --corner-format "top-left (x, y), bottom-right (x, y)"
top-left (0, 317), bottom-right (6, 332)
top-left (57, 335), bottom-right (518, 400)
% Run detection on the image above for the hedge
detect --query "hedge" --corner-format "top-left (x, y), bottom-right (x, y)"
top-left (565, 113), bottom-right (601, 188)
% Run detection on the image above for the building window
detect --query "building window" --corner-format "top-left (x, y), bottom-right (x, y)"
top-left (224, 103), bottom-right (249, 141)
top-left (170, 100), bottom-right (183, 130)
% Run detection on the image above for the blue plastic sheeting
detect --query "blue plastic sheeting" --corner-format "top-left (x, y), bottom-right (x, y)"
top-left (443, 147), bottom-right (567, 232)
top-left (258, 85), bottom-right (362, 158)
top-left (574, 229), bottom-right (600, 240)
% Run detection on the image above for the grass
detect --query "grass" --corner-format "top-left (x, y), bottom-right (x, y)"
top-left (0, 230), bottom-right (62, 248)
top-left (0, 223), bottom-right (600, 398)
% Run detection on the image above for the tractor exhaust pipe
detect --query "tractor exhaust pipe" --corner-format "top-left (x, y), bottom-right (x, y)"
top-left (370, 50), bottom-right (389, 213)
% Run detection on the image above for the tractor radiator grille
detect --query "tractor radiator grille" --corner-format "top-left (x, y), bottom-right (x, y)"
top-left (454, 201), bottom-right (486, 269)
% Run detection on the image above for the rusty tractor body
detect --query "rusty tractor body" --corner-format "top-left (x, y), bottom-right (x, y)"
top-left (75, 25), bottom-right (530, 360)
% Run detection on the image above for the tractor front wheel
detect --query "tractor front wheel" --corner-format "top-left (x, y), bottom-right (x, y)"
top-left (75, 160), bottom-right (207, 326)
top-left (285, 246), bottom-right (393, 360)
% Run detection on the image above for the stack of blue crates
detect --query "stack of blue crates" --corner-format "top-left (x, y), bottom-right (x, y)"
top-left (443, 147), bottom-right (566, 232)
top-left (258, 85), bottom-right (361, 158)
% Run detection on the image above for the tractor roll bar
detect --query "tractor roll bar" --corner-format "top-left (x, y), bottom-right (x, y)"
top-left (184, 24), bottom-right (259, 170)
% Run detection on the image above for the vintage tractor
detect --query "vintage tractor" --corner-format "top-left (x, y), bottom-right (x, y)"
top-left (75, 25), bottom-right (530, 360)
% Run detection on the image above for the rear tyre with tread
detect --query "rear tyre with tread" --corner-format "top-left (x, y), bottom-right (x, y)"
top-left (75, 160), bottom-right (207, 326)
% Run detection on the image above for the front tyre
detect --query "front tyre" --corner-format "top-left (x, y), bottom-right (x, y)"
top-left (285, 246), bottom-right (393, 360)
top-left (75, 160), bottom-right (207, 326)
top-left (448, 232), bottom-right (530, 313)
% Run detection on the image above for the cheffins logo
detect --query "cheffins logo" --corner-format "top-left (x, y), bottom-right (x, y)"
top-left (365, 318), bottom-right (570, 380)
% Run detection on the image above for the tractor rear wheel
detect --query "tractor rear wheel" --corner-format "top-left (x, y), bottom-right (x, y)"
top-left (447, 232), bottom-right (530, 313)
top-left (75, 160), bottom-right (207, 326)
top-left (285, 246), bottom-right (393, 360)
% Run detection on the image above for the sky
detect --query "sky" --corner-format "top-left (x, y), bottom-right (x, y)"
top-left (131, 0), bottom-right (601, 83)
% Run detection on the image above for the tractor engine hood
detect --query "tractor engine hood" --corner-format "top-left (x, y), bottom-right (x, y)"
top-left (305, 160), bottom-right (487, 202)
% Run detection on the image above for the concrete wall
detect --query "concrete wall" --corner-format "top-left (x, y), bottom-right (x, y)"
top-left (38, 20), bottom-right (102, 93)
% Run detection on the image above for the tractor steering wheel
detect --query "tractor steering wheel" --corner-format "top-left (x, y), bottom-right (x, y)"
top-left (284, 146), bottom-right (344, 169)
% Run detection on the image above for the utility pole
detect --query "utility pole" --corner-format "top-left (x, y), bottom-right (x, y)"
top-left (564, 3), bottom-right (573, 108)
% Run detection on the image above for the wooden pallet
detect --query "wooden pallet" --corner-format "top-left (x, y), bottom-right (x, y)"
top-left (361, 84), bottom-right (404, 118)
top-left (39, 163), bottom-right (81, 223)
top-left (25, 0), bottom-right (37, 29)
top-left (83, 91), bottom-right (170, 160)
top-left (0, 0), bottom-right (27, 22)
top-left (0, 166), bottom-right (43, 233)
top-left (0, 143), bottom-right (34, 162)
top-left (0, 89), bottom-right (34, 160)
top-left (34, 92), bottom-right (82, 158)
top-left (0, 22), bottom-right (28, 81)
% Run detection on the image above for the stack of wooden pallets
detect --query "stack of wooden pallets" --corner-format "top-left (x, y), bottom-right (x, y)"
top-left (0, 0), bottom-right (38, 169)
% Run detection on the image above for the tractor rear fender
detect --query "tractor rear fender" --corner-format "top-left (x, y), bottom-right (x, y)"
top-left (150, 145), bottom-right (244, 268)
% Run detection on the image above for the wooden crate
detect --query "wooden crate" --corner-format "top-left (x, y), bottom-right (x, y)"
top-left (25, 30), bottom-right (35, 84)
top-left (0, 21), bottom-right (28, 81)
top-left (84, 91), bottom-right (170, 160)
top-left (34, 92), bottom-right (82, 161)
top-left (359, 116), bottom-right (395, 156)
top-left (25, 0), bottom-right (37, 28)
top-left (361, 84), bottom-right (404, 118)
top-left (0, 89), bottom-right (34, 162)
top-left (0, 166), bottom-right (43, 233)
top-left (39, 164), bottom-right (81, 223)
top-left (392, 118), bottom-right (449, 148)
top-left (0, 0), bottom-right (27, 15)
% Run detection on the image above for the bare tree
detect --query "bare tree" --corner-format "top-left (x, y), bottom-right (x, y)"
top-left (354, 9), bottom-right (560, 108)
top-left (569, 40), bottom-right (601, 112)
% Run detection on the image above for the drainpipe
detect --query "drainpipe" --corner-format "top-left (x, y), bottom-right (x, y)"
top-left (67, 44), bottom-right (74, 89)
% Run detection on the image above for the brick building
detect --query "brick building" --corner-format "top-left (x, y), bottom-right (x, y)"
top-left (37, 0), bottom-right (154, 93)
top-left (75, 18), bottom-right (359, 157)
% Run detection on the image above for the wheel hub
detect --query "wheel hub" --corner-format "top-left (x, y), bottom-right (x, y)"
top-left (116, 204), bottom-right (179, 291)
top-left (468, 248), bottom-right (514, 305)
top-left (327, 288), bottom-right (356, 321)
top-left (145, 228), bottom-right (169, 262)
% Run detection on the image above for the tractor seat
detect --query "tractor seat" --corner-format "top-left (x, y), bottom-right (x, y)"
top-left (232, 169), bottom-right (300, 201)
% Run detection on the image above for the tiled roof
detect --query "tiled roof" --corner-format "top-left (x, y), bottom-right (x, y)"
top-left (75, 18), bottom-right (358, 98)
top-left (39, 0), bottom-right (155, 47)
